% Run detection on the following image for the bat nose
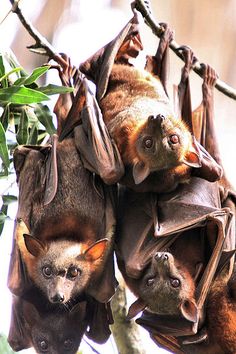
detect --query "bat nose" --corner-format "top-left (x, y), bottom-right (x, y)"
top-left (155, 252), bottom-right (169, 261)
top-left (51, 293), bottom-right (65, 303)
top-left (148, 114), bottom-right (166, 128)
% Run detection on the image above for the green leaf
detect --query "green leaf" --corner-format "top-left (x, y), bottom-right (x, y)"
top-left (36, 84), bottom-right (74, 96)
top-left (0, 211), bottom-right (7, 223)
top-left (0, 104), bottom-right (10, 131)
top-left (2, 195), bottom-right (17, 205)
top-left (0, 121), bottom-right (10, 170)
top-left (23, 65), bottom-right (50, 86)
top-left (13, 77), bottom-right (28, 86)
top-left (0, 87), bottom-right (50, 104)
top-left (16, 108), bottom-right (29, 145)
top-left (28, 122), bottom-right (38, 144)
top-left (0, 55), bottom-right (7, 88)
top-left (0, 55), bottom-right (5, 77)
top-left (0, 333), bottom-right (16, 353)
top-left (0, 67), bottom-right (22, 83)
top-left (34, 104), bottom-right (56, 135)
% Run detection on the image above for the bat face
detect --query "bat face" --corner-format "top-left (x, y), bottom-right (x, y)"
top-left (136, 252), bottom-right (198, 321)
top-left (23, 236), bottom-right (108, 304)
top-left (8, 294), bottom-right (88, 354)
top-left (133, 114), bottom-right (193, 171)
top-left (29, 309), bottom-right (87, 354)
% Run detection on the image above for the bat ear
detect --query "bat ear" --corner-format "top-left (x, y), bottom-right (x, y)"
top-left (83, 238), bottom-right (108, 262)
top-left (23, 234), bottom-right (46, 257)
top-left (127, 298), bottom-right (147, 320)
top-left (182, 135), bottom-right (201, 168)
top-left (180, 299), bottom-right (198, 323)
top-left (133, 161), bottom-right (150, 184)
top-left (183, 140), bottom-right (202, 168)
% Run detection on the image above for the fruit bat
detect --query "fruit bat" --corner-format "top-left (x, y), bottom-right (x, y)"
top-left (8, 287), bottom-right (112, 353)
top-left (78, 11), bottom-right (222, 193)
top-left (7, 52), bottom-right (119, 306)
top-left (125, 50), bottom-right (236, 353)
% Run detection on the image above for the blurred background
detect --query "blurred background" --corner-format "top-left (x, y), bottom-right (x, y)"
top-left (0, 0), bottom-right (236, 353)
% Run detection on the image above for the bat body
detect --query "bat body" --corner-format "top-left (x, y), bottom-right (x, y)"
top-left (12, 136), bottom-right (116, 304)
top-left (99, 63), bottom-right (201, 190)
top-left (180, 271), bottom-right (236, 354)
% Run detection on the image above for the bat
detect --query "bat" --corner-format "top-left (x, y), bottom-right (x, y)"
top-left (7, 54), bottom-right (115, 353)
top-left (131, 52), bottom-right (236, 353)
top-left (8, 287), bottom-right (112, 353)
top-left (7, 53), bottom-right (118, 306)
top-left (79, 12), bottom-right (222, 193)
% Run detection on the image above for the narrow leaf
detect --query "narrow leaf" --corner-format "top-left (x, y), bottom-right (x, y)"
top-left (0, 67), bottom-right (22, 83)
top-left (0, 104), bottom-right (10, 131)
top-left (0, 55), bottom-right (7, 88)
top-left (0, 55), bottom-right (5, 77)
top-left (0, 86), bottom-right (50, 104)
top-left (28, 122), bottom-right (38, 145)
top-left (36, 84), bottom-right (74, 96)
top-left (23, 65), bottom-right (50, 86)
top-left (0, 209), bottom-right (8, 236)
top-left (0, 121), bottom-right (10, 169)
top-left (2, 195), bottom-right (17, 205)
top-left (16, 108), bottom-right (29, 145)
top-left (13, 77), bottom-right (28, 86)
top-left (34, 104), bottom-right (56, 135)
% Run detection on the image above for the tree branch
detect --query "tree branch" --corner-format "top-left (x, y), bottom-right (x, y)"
top-left (110, 276), bottom-right (147, 354)
top-left (134, 0), bottom-right (236, 100)
top-left (9, 0), bottom-right (67, 68)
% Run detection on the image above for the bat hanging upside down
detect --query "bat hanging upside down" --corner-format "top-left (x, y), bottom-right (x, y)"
top-left (99, 63), bottom-right (218, 192)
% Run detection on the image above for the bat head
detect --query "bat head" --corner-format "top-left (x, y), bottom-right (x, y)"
top-left (128, 252), bottom-right (198, 322)
top-left (23, 235), bottom-right (108, 304)
top-left (26, 300), bottom-right (87, 354)
top-left (130, 114), bottom-right (201, 184)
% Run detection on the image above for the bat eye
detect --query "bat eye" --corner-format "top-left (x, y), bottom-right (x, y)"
top-left (64, 338), bottom-right (73, 350)
top-left (143, 137), bottom-right (153, 149)
top-left (39, 340), bottom-right (48, 351)
top-left (68, 266), bottom-right (80, 279)
top-left (170, 278), bottom-right (181, 288)
top-left (146, 278), bottom-right (155, 287)
top-left (169, 134), bottom-right (179, 144)
top-left (42, 266), bottom-right (52, 278)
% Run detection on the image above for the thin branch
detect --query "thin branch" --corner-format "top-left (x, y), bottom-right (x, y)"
top-left (8, 0), bottom-right (67, 69)
top-left (134, 0), bottom-right (236, 100)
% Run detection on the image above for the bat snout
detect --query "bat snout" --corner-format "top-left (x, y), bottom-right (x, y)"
top-left (147, 114), bottom-right (166, 130)
top-left (154, 252), bottom-right (170, 262)
top-left (50, 292), bottom-right (65, 304)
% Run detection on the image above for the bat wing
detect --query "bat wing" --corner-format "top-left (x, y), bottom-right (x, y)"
top-left (7, 219), bottom-right (31, 296)
top-left (116, 178), bottom-right (224, 278)
top-left (86, 299), bottom-right (112, 344)
top-left (79, 13), bottom-right (142, 101)
top-left (136, 311), bottom-right (197, 337)
top-left (9, 145), bottom-right (54, 296)
top-left (7, 295), bottom-right (31, 352)
top-left (75, 14), bottom-right (144, 184)
top-left (74, 80), bottom-right (124, 184)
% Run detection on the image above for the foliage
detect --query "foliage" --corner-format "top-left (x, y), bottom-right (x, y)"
top-left (0, 51), bottom-right (74, 236)
top-left (0, 334), bottom-right (16, 353)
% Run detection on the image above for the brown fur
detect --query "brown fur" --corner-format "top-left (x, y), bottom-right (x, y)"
top-left (99, 64), bottom-right (201, 190)
top-left (119, 251), bottom-right (198, 322)
top-left (206, 276), bottom-right (236, 353)
top-left (14, 137), bottom-right (115, 303)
